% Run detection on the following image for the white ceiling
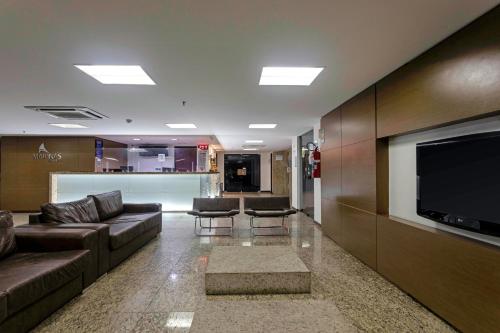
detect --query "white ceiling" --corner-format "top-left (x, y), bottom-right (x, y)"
top-left (0, 0), bottom-right (498, 151)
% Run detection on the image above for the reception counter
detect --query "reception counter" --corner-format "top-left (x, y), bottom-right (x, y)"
top-left (50, 172), bottom-right (221, 211)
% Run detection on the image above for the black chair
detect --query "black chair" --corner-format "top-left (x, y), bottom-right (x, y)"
top-left (244, 196), bottom-right (296, 235)
top-left (187, 198), bottom-right (240, 236)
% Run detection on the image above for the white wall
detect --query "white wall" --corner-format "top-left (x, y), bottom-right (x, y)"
top-left (217, 151), bottom-right (272, 192)
top-left (313, 122), bottom-right (322, 223)
top-left (260, 152), bottom-right (272, 191)
top-left (389, 114), bottom-right (500, 247)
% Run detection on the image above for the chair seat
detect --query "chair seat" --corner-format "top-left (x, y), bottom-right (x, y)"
top-left (245, 209), bottom-right (296, 217)
top-left (189, 210), bottom-right (239, 218)
top-left (0, 250), bottom-right (89, 316)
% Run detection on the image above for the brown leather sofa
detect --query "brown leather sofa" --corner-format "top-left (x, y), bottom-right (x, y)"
top-left (0, 211), bottom-right (97, 333)
top-left (28, 191), bottom-right (162, 271)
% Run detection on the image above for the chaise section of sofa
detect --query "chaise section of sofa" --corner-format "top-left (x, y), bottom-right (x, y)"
top-left (0, 212), bottom-right (96, 333)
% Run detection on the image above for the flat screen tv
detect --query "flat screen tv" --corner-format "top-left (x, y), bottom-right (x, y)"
top-left (417, 131), bottom-right (500, 236)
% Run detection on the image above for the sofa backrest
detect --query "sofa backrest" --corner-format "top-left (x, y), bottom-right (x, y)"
top-left (192, 198), bottom-right (240, 212)
top-left (244, 196), bottom-right (290, 210)
top-left (88, 191), bottom-right (123, 221)
top-left (41, 197), bottom-right (100, 224)
top-left (0, 211), bottom-right (16, 260)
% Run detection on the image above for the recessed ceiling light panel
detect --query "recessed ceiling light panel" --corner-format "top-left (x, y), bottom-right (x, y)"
top-left (166, 124), bottom-right (197, 129)
top-left (49, 123), bottom-right (88, 129)
top-left (243, 148), bottom-right (258, 151)
top-left (74, 65), bottom-right (155, 85)
top-left (132, 138), bottom-right (141, 141)
top-left (249, 124), bottom-right (277, 129)
top-left (259, 66), bottom-right (324, 86)
top-left (245, 140), bottom-right (263, 143)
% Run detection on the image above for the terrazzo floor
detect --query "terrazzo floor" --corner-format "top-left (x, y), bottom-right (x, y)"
top-left (28, 197), bottom-right (455, 333)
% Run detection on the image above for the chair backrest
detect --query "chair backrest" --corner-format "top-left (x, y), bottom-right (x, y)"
top-left (244, 196), bottom-right (290, 210)
top-left (192, 198), bottom-right (240, 212)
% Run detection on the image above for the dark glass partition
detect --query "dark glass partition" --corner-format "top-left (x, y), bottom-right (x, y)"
top-left (224, 154), bottom-right (260, 192)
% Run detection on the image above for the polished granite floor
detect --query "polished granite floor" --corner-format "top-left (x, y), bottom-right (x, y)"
top-left (27, 198), bottom-right (455, 333)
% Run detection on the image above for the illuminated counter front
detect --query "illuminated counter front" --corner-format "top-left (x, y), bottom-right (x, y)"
top-left (50, 172), bottom-right (221, 211)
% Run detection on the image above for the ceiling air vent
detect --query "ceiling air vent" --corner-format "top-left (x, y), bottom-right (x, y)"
top-left (24, 106), bottom-right (108, 120)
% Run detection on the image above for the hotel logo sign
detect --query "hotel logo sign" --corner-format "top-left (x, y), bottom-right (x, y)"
top-left (33, 143), bottom-right (62, 162)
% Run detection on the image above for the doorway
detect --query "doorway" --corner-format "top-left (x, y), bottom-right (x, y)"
top-left (224, 154), bottom-right (260, 192)
top-left (300, 130), bottom-right (315, 219)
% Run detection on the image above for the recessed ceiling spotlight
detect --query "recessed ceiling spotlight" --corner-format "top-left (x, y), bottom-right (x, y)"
top-left (171, 138), bottom-right (178, 141)
top-left (249, 124), bottom-right (277, 129)
top-left (74, 65), bottom-right (156, 85)
top-left (166, 124), bottom-right (197, 129)
top-left (243, 148), bottom-right (258, 151)
top-left (49, 123), bottom-right (88, 129)
top-left (132, 138), bottom-right (141, 141)
top-left (245, 140), bottom-right (263, 143)
top-left (259, 66), bottom-right (324, 86)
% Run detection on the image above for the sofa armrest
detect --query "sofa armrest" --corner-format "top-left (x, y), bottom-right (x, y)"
top-left (15, 227), bottom-right (97, 252)
top-left (16, 223), bottom-right (110, 277)
top-left (14, 227), bottom-right (100, 288)
top-left (123, 203), bottom-right (162, 213)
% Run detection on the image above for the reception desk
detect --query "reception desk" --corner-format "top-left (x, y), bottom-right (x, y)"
top-left (50, 172), bottom-right (221, 211)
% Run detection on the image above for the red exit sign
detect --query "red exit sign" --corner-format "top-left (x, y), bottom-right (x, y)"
top-left (197, 144), bottom-right (209, 150)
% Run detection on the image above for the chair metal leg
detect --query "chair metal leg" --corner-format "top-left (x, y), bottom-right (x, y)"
top-left (249, 215), bottom-right (290, 237)
top-left (194, 216), bottom-right (234, 237)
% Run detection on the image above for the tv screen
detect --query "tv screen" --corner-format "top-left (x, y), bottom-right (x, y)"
top-left (417, 131), bottom-right (500, 236)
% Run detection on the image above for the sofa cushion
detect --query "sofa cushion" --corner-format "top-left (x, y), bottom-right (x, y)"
top-left (104, 212), bottom-right (161, 232)
top-left (107, 222), bottom-right (145, 250)
top-left (0, 291), bottom-right (7, 324)
top-left (0, 250), bottom-right (89, 316)
top-left (0, 211), bottom-right (16, 260)
top-left (89, 191), bottom-right (123, 221)
top-left (41, 198), bottom-right (99, 224)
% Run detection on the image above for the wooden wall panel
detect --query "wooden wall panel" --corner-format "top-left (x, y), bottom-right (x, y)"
top-left (340, 140), bottom-right (376, 213)
top-left (271, 150), bottom-right (290, 195)
top-left (321, 199), bottom-right (342, 244)
top-left (376, 138), bottom-right (389, 215)
top-left (320, 147), bottom-right (341, 200)
top-left (341, 86), bottom-right (376, 146)
top-left (320, 108), bottom-right (341, 151)
top-left (377, 215), bottom-right (500, 333)
top-left (1, 137), bottom-right (96, 211)
top-left (377, 6), bottom-right (500, 138)
top-left (342, 205), bottom-right (377, 269)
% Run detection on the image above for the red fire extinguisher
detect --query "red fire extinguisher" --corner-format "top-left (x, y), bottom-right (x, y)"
top-left (312, 147), bottom-right (321, 178)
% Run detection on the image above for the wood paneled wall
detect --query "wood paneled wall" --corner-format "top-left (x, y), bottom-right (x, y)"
top-left (321, 5), bottom-right (500, 332)
top-left (321, 86), bottom-right (379, 269)
top-left (0, 137), bottom-right (96, 211)
top-left (377, 6), bottom-right (500, 138)
top-left (377, 216), bottom-right (500, 333)
top-left (271, 150), bottom-right (290, 196)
